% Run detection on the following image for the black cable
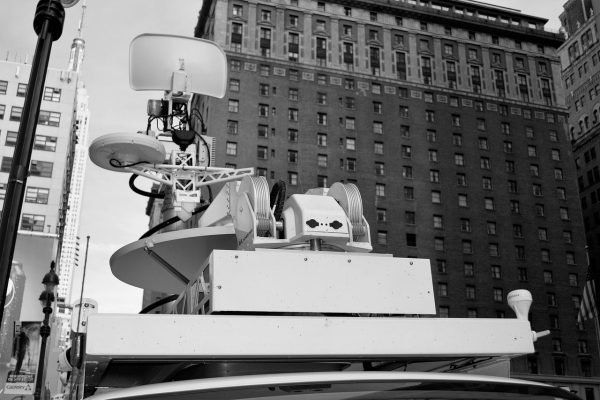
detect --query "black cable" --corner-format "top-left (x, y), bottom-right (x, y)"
top-left (139, 294), bottom-right (180, 314)
top-left (270, 180), bottom-right (287, 220)
top-left (129, 174), bottom-right (165, 199)
top-left (109, 158), bottom-right (150, 169)
top-left (139, 203), bottom-right (211, 240)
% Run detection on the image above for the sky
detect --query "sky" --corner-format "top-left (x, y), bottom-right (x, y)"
top-left (0, 0), bottom-right (565, 313)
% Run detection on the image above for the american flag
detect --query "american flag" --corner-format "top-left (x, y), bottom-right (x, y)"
top-left (578, 266), bottom-right (598, 323)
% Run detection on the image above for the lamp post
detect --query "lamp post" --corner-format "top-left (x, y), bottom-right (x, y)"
top-left (0, 0), bottom-right (79, 325)
top-left (34, 261), bottom-right (60, 400)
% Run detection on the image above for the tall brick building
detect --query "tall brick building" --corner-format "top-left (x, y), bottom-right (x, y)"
top-left (166, 0), bottom-right (600, 395)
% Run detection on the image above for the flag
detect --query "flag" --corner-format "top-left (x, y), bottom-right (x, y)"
top-left (578, 266), bottom-right (598, 323)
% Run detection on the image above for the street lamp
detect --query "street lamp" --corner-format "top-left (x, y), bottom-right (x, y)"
top-left (34, 261), bottom-right (60, 400)
top-left (0, 0), bottom-right (79, 325)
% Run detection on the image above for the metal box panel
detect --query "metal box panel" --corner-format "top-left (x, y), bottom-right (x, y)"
top-left (208, 250), bottom-right (435, 315)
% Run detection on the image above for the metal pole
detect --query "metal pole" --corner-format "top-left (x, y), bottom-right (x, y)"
top-left (0, 0), bottom-right (65, 324)
top-left (34, 294), bottom-right (53, 400)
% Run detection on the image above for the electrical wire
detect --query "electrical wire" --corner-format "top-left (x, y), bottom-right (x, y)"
top-left (109, 158), bottom-right (150, 169)
top-left (139, 294), bottom-right (180, 314)
top-left (139, 203), bottom-right (211, 240)
top-left (129, 174), bottom-right (165, 199)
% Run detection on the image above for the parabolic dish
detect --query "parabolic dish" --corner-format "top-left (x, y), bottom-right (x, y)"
top-left (89, 132), bottom-right (166, 172)
top-left (110, 226), bottom-right (238, 293)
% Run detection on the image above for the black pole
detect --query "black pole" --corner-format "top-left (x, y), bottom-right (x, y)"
top-left (34, 293), bottom-right (54, 400)
top-left (0, 0), bottom-right (65, 325)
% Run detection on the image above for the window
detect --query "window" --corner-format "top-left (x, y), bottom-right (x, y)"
top-left (317, 133), bottom-right (327, 146)
top-left (405, 211), bottom-right (415, 225)
top-left (463, 263), bottom-right (474, 277)
top-left (400, 125), bottom-right (410, 137)
top-left (530, 164), bottom-right (539, 177)
top-left (465, 285), bottom-right (476, 300)
top-left (346, 158), bottom-right (356, 172)
top-left (491, 265), bottom-right (501, 279)
top-left (505, 160), bottom-right (515, 173)
top-left (478, 138), bottom-right (488, 150)
top-left (317, 113), bottom-right (327, 126)
top-left (458, 194), bottom-right (468, 207)
top-left (345, 117), bottom-right (355, 130)
top-left (257, 145), bottom-right (268, 159)
top-left (374, 142), bottom-right (384, 155)
top-left (377, 231), bottom-right (387, 245)
top-left (288, 33), bottom-right (299, 61)
top-left (25, 187), bottom-right (49, 204)
top-left (493, 288), bottom-right (503, 302)
top-left (429, 150), bottom-right (438, 162)
top-left (489, 243), bottom-right (499, 256)
top-left (317, 175), bottom-right (328, 188)
top-left (532, 184), bottom-right (543, 196)
top-left (427, 130), bottom-right (437, 142)
top-left (373, 102), bottom-right (382, 114)
top-left (226, 141), bottom-right (238, 156)
top-left (425, 110), bottom-right (435, 122)
top-left (457, 173), bottom-right (467, 186)
top-left (377, 208), bottom-right (387, 223)
top-left (0, 80), bottom-right (7, 95)
top-left (30, 160), bottom-right (53, 177)
top-left (259, 83), bottom-right (269, 96)
top-left (288, 171), bottom-right (298, 185)
top-left (432, 191), bottom-right (441, 203)
top-left (376, 184), bottom-right (385, 197)
top-left (538, 228), bottom-right (548, 241)
top-left (480, 157), bottom-right (490, 169)
top-left (503, 141), bottom-right (512, 154)
top-left (230, 59), bottom-right (242, 71)
top-left (484, 197), bottom-right (495, 210)
top-left (535, 204), bottom-right (545, 216)
top-left (560, 207), bottom-right (569, 220)
top-left (476, 118), bottom-right (486, 131)
top-left (0, 104), bottom-right (4, 119)
top-left (401, 145), bottom-right (411, 158)
top-left (438, 283), bottom-right (448, 297)
top-left (228, 100), bottom-right (239, 113)
top-left (402, 165), bottom-right (413, 179)
top-left (43, 86), bottom-right (61, 102)
top-left (227, 120), bottom-right (239, 135)
top-left (232, 4), bottom-right (243, 16)
top-left (541, 249), bottom-right (551, 263)
top-left (399, 106), bottom-right (409, 118)
top-left (373, 121), bottom-right (383, 134)
top-left (453, 134), bottom-right (462, 146)
top-left (346, 137), bottom-right (355, 151)
top-left (10, 106), bottom-right (22, 121)
top-left (563, 231), bottom-right (572, 243)
top-left (17, 83), bottom-right (27, 97)
top-left (430, 170), bottom-right (440, 183)
top-left (487, 221), bottom-right (497, 235)
top-left (287, 150), bottom-right (298, 164)
top-left (460, 218), bottom-right (471, 232)
top-left (288, 88), bottom-right (299, 101)
top-left (317, 154), bottom-right (328, 167)
top-left (288, 108), bottom-right (298, 121)
top-left (34, 135), bottom-right (57, 151)
top-left (569, 273), bottom-right (578, 287)
top-left (288, 129), bottom-right (298, 142)
top-left (433, 215), bottom-right (443, 229)
top-left (21, 214), bottom-right (45, 232)
top-left (528, 145), bottom-right (537, 157)
top-left (552, 149), bottom-right (561, 161)
top-left (434, 237), bottom-right (444, 251)
top-left (454, 154), bottom-right (464, 166)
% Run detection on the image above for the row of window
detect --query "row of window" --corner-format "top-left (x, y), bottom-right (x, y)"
top-left (0, 105), bottom-right (61, 127)
top-left (0, 81), bottom-right (62, 102)
top-left (0, 157), bottom-right (53, 178)
top-left (0, 183), bottom-right (50, 204)
top-left (0, 130), bottom-right (58, 151)
top-left (229, 59), bottom-right (560, 122)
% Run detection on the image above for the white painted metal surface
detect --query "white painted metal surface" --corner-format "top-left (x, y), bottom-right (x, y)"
top-left (202, 250), bottom-right (435, 314)
top-left (85, 314), bottom-right (535, 359)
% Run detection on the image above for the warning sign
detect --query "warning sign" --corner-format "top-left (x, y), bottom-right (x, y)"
top-left (4, 370), bottom-right (35, 394)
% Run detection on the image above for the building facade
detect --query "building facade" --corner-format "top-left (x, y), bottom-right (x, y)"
top-left (183, 0), bottom-right (598, 396)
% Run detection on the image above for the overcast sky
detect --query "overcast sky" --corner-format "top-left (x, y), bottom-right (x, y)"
top-left (0, 0), bottom-right (565, 313)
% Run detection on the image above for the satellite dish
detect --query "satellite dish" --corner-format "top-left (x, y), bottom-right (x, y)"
top-left (89, 132), bottom-right (166, 172)
top-left (129, 34), bottom-right (228, 98)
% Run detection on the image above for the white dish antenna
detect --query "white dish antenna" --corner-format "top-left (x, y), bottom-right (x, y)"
top-left (89, 132), bottom-right (166, 172)
top-left (129, 34), bottom-right (228, 98)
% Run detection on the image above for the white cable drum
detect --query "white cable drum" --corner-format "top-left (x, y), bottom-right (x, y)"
top-left (239, 176), bottom-right (271, 235)
top-left (327, 183), bottom-right (365, 237)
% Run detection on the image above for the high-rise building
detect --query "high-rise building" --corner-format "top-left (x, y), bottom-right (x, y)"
top-left (56, 2), bottom-right (90, 305)
top-left (557, 2), bottom-right (600, 399)
top-left (171, 0), bottom-right (599, 394)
